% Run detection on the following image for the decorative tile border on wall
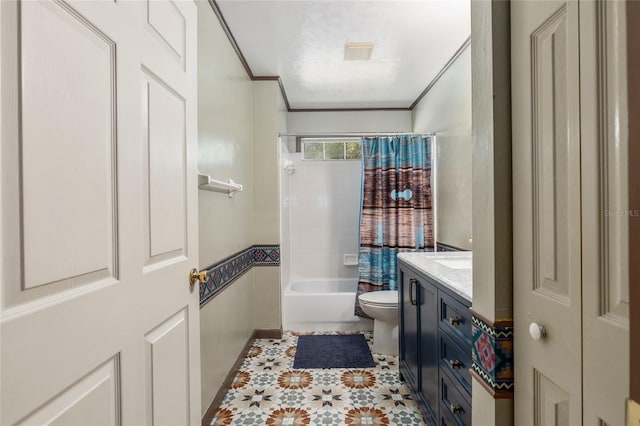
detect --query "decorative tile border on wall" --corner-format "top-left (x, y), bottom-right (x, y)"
top-left (469, 309), bottom-right (514, 398)
top-left (200, 245), bottom-right (280, 307)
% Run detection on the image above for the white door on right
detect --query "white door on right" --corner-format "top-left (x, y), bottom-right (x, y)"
top-left (512, 0), bottom-right (629, 425)
top-left (580, 1), bottom-right (629, 424)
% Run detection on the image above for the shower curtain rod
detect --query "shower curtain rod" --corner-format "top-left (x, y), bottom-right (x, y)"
top-left (278, 132), bottom-right (436, 137)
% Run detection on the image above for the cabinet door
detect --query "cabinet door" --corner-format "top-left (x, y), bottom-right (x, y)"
top-left (419, 280), bottom-right (439, 422)
top-left (399, 267), bottom-right (420, 392)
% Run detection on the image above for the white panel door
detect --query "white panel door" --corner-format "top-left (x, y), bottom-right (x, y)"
top-left (580, 0), bottom-right (629, 424)
top-left (0, 0), bottom-right (200, 424)
top-left (512, 1), bottom-right (583, 425)
top-left (513, 1), bottom-right (630, 424)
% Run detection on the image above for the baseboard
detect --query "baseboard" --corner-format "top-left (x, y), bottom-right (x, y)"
top-left (254, 328), bottom-right (283, 339)
top-left (201, 328), bottom-right (283, 426)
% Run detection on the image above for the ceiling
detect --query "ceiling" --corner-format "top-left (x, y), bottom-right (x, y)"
top-left (216, 0), bottom-right (471, 110)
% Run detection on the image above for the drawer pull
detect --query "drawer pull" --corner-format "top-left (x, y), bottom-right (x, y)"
top-left (449, 359), bottom-right (464, 369)
top-left (450, 404), bottom-right (463, 415)
top-left (409, 278), bottom-right (417, 306)
top-left (448, 316), bottom-right (462, 325)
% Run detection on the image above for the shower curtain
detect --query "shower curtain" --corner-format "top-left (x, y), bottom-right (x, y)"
top-left (355, 135), bottom-right (434, 317)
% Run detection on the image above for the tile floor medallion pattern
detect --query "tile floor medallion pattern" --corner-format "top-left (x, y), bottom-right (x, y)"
top-left (212, 332), bottom-right (427, 425)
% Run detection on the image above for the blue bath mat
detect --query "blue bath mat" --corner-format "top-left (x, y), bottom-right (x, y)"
top-left (293, 334), bottom-right (376, 369)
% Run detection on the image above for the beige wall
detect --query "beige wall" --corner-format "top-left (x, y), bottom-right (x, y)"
top-left (470, 0), bottom-right (513, 424)
top-left (252, 81), bottom-right (287, 330)
top-left (197, 1), bottom-right (253, 263)
top-left (197, 0), bottom-right (255, 414)
top-left (197, 2), bottom-right (286, 415)
top-left (412, 46), bottom-right (472, 250)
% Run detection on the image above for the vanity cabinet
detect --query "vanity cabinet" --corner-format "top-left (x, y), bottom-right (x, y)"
top-left (398, 258), bottom-right (472, 426)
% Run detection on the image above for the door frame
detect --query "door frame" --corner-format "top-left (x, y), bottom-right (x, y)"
top-left (627, 0), bottom-right (640, 407)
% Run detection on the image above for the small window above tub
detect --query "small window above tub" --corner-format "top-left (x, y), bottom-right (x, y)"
top-left (301, 138), bottom-right (361, 161)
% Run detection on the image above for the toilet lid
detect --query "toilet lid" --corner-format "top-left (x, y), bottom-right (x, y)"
top-left (358, 290), bottom-right (398, 306)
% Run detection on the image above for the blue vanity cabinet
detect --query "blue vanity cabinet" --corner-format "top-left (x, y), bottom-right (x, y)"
top-left (399, 266), bottom-right (420, 393)
top-left (399, 263), bottom-right (439, 423)
top-left (398, 258), bottom-right (472, 426)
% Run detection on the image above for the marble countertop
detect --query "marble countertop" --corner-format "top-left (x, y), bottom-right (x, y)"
top-left (397, 252), bottom-right (472, 302)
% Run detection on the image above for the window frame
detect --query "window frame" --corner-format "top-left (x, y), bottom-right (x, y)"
top-left (300, 137), bottom-right (361, 161)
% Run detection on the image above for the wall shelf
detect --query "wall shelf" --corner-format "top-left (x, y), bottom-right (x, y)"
top-left (198, 173), bottom-right (243, 198)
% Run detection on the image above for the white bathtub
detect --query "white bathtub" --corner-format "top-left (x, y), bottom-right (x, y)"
top-left (283, 279), bottom-right (373, 332)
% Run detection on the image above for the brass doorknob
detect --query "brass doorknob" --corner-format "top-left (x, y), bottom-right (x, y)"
top-left (189, 268), bottom-right (208, 286)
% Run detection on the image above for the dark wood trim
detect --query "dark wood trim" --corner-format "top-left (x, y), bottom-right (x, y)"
top-left (254, 328), bottom-right (283, 339)
top-left (276, 77), bottom-right (291, 111)
top-left (628, 0), bottom-right (640, 404)
top-left (409, 36), bottom-right (471, 110)
top-left (200, 328), bottom-right (284, 425)
top-left (206, 0), bottom-right (254, 79)
top-left (201, 330), bottom-right (257, 426)
top-left (289, 107), bottom-right (411, 112)
top-left (253, 77), bottom-right (292, 111)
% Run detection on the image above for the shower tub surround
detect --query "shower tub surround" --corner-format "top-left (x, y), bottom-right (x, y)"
top-left (208, 332), bottom-right (426, 425)
top-left (280, 153), bottom-right (364, 332)
top-left (284, 279), bottom-right (372, 333)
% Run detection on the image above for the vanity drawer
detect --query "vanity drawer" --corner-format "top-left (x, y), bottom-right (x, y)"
top-left (438, 291), bottom-right (472, 344)
top-left (439, 332), bottom-right (472, 395)
top-left (440, 368), bottom-right (471, 426)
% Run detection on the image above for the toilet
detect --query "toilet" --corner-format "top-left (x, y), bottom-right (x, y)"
top-left (358, 290), bottom-right (399, 355)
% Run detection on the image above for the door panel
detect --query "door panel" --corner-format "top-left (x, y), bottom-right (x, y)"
top-left (512, 0), bottom-right (582, 424)
top-left (142, 67), bottom-right (187, 267)
top-left (145, 308), bottom-right (190, 426)
top-left (146, 0), bottom-right (186, 69)
top-left (1, 1), bottom-right (200, 424)
top-left (533, 370), bottom-right (570, 426)
top-left (20, 0), bottom-right (118, 290)
top-left (531, 5), bottom-right (573, 302)
top-left (581, 0), bottom-right (629, 424)
top-left (16, 357), bottom-right (120, 426)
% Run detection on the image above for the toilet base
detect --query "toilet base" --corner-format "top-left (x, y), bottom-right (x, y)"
top-left (372, 319), bottom-right (398, 355)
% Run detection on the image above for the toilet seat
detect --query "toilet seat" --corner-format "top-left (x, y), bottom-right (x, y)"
top-left (359, 290), bottom-right (398, 307)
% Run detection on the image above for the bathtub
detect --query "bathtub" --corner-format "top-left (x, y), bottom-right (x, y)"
top-left (283, 279), bottom-right (373, 333)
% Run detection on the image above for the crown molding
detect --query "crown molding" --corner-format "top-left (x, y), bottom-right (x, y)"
top-left (207, 0), bottom-right (470, 113)
top-left (409, 36), bottom-right (471, 110)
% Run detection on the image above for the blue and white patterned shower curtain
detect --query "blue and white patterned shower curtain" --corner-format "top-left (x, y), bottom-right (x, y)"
top-left (355, 135), bottom-right (434, 317)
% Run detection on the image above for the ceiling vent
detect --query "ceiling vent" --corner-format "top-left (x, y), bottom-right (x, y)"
top-left (344, 42), bottom-right (374, 60)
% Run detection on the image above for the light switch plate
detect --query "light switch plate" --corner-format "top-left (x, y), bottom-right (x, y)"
top-left (628, 399), bottom-right (640, 426)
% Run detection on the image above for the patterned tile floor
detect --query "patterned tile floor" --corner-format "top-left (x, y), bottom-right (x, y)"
top-left (211, 332), bottom-right (427, 425)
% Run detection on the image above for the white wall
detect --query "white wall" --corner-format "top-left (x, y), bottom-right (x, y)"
top-left (412, 45), bottom-right (472, 250)
top-left (280, 109), bottom-right (411, 284)
top-left (288, 110), bottom-right (412, 133)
